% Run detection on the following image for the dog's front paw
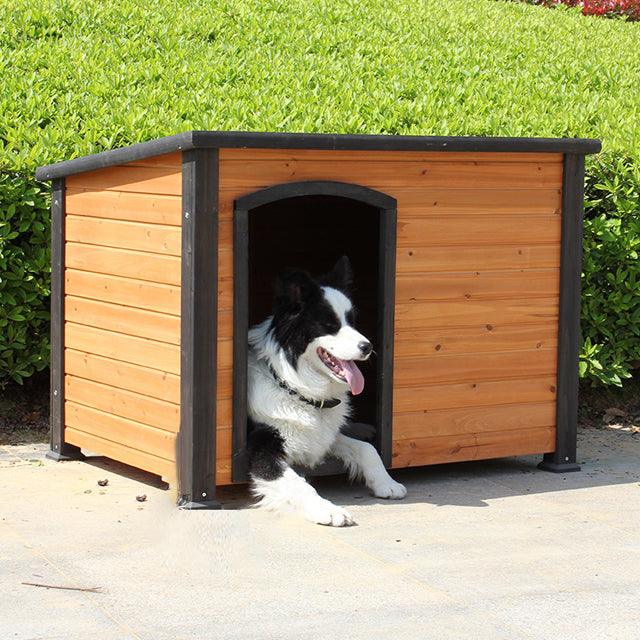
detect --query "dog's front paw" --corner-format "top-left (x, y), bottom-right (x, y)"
top-left (304, 498), bottom-right (355, 527)
top-left (370, 477), bottom-right (407, 500)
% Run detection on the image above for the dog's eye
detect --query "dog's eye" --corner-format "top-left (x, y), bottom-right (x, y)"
top-left (345, 309), bottom-right (356, 325)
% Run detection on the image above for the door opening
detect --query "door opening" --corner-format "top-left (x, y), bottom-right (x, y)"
top-left (232, 181), bottom-right (396, 481)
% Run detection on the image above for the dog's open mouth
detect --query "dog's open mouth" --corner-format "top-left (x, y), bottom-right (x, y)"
top-left (317, 347), bottom-right (365, 395)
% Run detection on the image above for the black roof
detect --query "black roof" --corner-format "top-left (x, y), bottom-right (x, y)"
top-left (35, 130), bottom-right (601, 181)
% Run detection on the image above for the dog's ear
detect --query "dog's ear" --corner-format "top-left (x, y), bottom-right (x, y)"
top-left (320, 255), bottom-right (353, 293)
top-left (274, 269), bottom-right (316, 315)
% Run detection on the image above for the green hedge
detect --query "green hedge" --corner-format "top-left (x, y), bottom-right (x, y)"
top-left (1, 0), bottom-right (639, 385)
top-left (0, 174), bottom-right (50, 386)
top-left (581, 155), bottom-right (640, 385)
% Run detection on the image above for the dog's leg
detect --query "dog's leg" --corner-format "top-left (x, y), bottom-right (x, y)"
top-left (331, 433), bottom-right (407, 499)
top-left (252, 467), bottom-right (355, 527)
top-left (248, 423), bottom-right (355, 526)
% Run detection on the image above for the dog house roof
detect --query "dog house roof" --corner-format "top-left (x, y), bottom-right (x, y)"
top-left (35, 130), bottom-right (601, 181)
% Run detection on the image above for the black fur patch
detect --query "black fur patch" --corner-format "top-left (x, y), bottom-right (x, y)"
top-left (318, 255), bottom-right (353, 295)
top-left (345, 308), bottom-right (356, 326)
top-left (271, 269), bottom-right (341, 368)
top-left (341, 421), bottom-right (376, 442)
top-left (247, 420), bottom-right (287, 481)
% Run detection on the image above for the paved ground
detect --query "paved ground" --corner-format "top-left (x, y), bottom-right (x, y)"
top-left (1, 426), bottom-right (639, 640)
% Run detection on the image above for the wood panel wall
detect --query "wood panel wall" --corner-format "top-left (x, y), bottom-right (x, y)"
top-left (217, 149), bottom-right (562, 470)
top-left (63, 153), bottom-right (183, 480)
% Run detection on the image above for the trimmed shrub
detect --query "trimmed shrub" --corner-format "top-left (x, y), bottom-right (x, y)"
top-left (0, 174), bottom-right (50, 386)
top-left (581, 155), bottom-right (640, 385)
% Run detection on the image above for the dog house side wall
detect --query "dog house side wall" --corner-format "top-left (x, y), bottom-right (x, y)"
top-left (217, 148), bottom-right (563, 474)
top-left (59, 154), bottom-right (186, 479)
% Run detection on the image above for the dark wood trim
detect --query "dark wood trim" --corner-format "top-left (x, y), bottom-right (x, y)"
top-left (177, 149), bottom-right (221, 508)
top-left (36, 131), bottom-right (601, 180)
top-left (192, 131), bottom-right (602, 154)
top-left (377, 203), bottom-right (397, 467)
top-left (539, 154), bottom-right (584, 473)
top-left (36, 132), bottom-right (194, 181)
top-left (234, 180), bottom-right (397, 211)
top-left (231, 181), bottom-right (397, 481)
top-left (231, 204), bottom-right (250, 481)
top-left (46, 179), bottom-right (83, 461)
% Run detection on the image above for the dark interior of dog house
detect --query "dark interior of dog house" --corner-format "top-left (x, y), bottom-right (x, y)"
top-left (246, 194), bottom-right (383, 452)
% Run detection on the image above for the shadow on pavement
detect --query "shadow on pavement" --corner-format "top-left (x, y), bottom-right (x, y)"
top-left (46, 424), bottom-right (640, 511)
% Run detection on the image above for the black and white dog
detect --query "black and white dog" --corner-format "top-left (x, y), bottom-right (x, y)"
top-left (246, 256), bottom-right (406, 526)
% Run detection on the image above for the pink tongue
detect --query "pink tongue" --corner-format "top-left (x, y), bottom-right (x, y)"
top-left (338, 358), bottom-right (365, 395)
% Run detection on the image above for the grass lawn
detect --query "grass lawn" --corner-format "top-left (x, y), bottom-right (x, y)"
top-left (1, 0), bottom-right (639, 172)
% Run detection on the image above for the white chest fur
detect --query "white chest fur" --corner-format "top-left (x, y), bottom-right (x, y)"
top-left (247, 351), bottom-right (351, 468)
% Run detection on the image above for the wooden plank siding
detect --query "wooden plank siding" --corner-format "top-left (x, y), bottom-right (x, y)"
top-left (64, 154), bottom-right (232, 484)
top-left (61, 154), bottom-right (239, 484)
top-left (218, 148), bottom-right (562, 470)
top-left (59, 147), bottom-right (564, 485)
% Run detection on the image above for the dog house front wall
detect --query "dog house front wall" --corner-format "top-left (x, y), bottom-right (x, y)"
top-left (216, 148), bottom-right (563, 474)
top-left (53, 149), bottom-right (565, 483)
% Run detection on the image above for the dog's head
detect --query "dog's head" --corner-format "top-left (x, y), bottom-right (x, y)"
top-left (270, 256), bottom-right (371, 396)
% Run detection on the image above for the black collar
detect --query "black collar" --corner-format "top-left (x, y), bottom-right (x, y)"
top-left (267, 363), bottom-right (341, 409)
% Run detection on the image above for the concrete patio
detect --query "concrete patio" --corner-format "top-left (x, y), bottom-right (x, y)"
top-left (1, 425), bottom-right (639, 640)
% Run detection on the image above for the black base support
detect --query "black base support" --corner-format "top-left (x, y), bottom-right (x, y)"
top-left (46, 445), bottom-right (85, 462)
top-left (538, 460), bottom-right (581, 473)
top-left (178, 499), bottom-right (222, 510)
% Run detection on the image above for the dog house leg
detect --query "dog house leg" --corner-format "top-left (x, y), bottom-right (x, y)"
top-left (48, 361), bottom-right (83, 461)
top-left (177, 149), bottom-right (221, 509)
top-left (47, 443), bottom-right (84, 462)
top-left (538, 155), bottom-right (584, 474)
top-left (46, 178), bottom-right (84, 463)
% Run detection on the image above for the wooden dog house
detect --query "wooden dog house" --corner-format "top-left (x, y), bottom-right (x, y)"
top-left (36, 131), bottom-right (601, 508)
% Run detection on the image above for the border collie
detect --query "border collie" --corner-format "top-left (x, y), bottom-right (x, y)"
top-left (246, 256), bottom-right (406, 526)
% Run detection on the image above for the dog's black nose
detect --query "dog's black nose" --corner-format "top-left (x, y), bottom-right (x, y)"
top-left (358, 341), bottom-right (373, 357)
